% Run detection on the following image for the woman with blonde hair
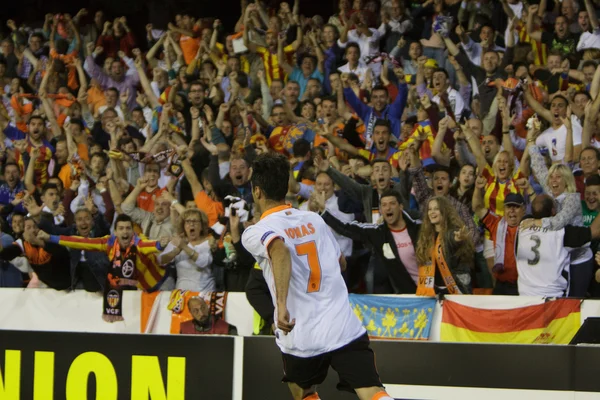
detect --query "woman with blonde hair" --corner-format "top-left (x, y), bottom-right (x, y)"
top-left (415, 196), bottom-right (474, 295)
top-left (524, 114), bottom-right (593, 297)
top-left (463, 109), bottom-right (526, 217)
top-left (159, 208), bottom-right (216, 292)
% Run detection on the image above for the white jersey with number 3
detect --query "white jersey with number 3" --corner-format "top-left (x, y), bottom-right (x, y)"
top-left (516, 227), bottom-right (571, 297)
top-left (242, 205), bottom-right (365, 357)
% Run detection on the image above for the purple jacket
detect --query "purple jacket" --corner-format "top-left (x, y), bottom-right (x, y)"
top-left (84, 55), bottom-right (140, 111)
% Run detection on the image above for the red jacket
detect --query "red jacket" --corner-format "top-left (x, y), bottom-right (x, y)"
top-left (180, 318), bottom-right (232, 335)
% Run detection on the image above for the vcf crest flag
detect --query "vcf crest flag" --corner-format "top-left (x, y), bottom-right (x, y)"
top-left (441, 298), bottom-right (581, 344)
top-left (349, 294), bottom-right (436, 340)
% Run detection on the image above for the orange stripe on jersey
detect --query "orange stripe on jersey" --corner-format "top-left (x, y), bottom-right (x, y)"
top-left (303, 394), bottom-right (321, 400)
top-left (260, 204), bottom-right (292, 220)
top-left (371, 392), bottom-right (391, 400)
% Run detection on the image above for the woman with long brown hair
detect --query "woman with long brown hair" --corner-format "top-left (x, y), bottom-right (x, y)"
top-left (415, 196), bottom-right (474, 295)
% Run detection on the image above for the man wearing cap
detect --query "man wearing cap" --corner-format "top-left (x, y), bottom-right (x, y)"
top-left (473, 176), bottom-right (526, 295)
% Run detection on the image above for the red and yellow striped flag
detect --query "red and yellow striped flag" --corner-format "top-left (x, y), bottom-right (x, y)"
top-left (441, 299), bottom-right (581, 344)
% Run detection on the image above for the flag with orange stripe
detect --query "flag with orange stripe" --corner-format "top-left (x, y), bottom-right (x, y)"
top-left (441, 299), bottom-right (581, 344)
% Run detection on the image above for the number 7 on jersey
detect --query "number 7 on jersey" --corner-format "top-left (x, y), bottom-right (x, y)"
top-left (295, 241), bottom-right (322, 293)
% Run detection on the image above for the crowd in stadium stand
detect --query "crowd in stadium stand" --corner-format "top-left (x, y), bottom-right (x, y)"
top-left (1, 0), bottom-right (600, 326)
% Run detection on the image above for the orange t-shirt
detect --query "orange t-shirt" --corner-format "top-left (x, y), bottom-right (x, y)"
top-left (58, 163), bottom-right (73, 190)
top-left (87, 86), bottom-right (106, 116)
top-left (482, 211), bottom-right (519, 283)
top-left (179, 28), bottom-right (201, 65)
top-left (137, 187), bottom-right (166, 212)
top-left (194, 191), bottom-right (224, 227)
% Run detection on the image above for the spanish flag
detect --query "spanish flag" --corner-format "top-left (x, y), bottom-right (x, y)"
top-left (441, 299), bottom-right (581, 344)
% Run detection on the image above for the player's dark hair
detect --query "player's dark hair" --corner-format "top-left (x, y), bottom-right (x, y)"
top-left (251, 153), bottom-right (290, 202)
top-left (373, 119), bottom-right (391, 132)
top-left (552, 94), bottom-right (569, 106)
top-left (293, 139), bottom-right (311, 158)
top-left (433, 68), bottom-right (449, 80)
top-left (380, 189), bottom-right (404, 207)
top-left (41, 183), bottom-right (58, 196)
top-left (107, 87), bottom-right (120, 97)
top-left (114, 214), bottom-right (134, 228)
top-left (69, 118), bottom-right (85, 130)
top-left (28, 115), bottom-right (45, 125)
top-left (586, 174), bottom-right (600, 187)
top-left (371, 158), bottom-right (390, 168)
top-left (345, 42), bottom-right (361, 56)
top-left (3, 162), bottom-right (19, 174)
top-left (372, 85), bottom-right (388, 95)
top-left (582, 60), bottom-right (598, 69)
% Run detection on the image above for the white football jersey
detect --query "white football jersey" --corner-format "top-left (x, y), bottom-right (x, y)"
top-left (516, 227), bottom-right (571, 297)
top-left (242, 205), bottom-right (365, 357)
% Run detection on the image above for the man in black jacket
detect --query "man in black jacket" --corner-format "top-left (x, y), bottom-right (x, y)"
top-left (315, 189), bottom-right (420, 294)
top-left (38, 208), bottom-right (111, 292)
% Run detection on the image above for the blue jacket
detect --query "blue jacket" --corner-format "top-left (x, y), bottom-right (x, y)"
top-left (343, 83), bottom-right (408, 139)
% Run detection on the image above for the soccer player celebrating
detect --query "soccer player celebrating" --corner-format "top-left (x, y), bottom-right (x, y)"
top-left (242, 153), bottom-right (394, 400)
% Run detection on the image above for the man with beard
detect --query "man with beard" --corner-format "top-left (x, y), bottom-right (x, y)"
top-left (473, 177), bottom-right (526, 295)
top-left (121, 177), bottom-right (174, 240)
top-left (39, 214), bottom-right (168, 321)
top-left (180, 296), bottom-right (237, 335)
top-left (187, 81), bottom-right (211, 112)
top-left (38, 207), bottom-right (110, 292)
top-left (2, 115), bottom-right (55, 187)
top-left (0, 217), bottom-right (71, 290)
top-left (316, 189), bottom-right (419, 294)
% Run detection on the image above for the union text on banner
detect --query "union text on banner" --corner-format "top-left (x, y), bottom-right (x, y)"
top-left (348, 294), bottom-right (436, 340)
top-left (440, 298), bottom-right (581, 344)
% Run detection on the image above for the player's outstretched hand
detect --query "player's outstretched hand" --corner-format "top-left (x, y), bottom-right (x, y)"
top-left (277, 307), bottom-right (295, 335)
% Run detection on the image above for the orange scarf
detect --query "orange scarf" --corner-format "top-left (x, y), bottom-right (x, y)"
top-left (416, 234), bottom-right (461, 296)
top-left (23, 241), bottom-right (52, 265)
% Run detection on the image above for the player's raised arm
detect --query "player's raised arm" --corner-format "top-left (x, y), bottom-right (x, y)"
top-left (268, 238), bottom-right (296, 334)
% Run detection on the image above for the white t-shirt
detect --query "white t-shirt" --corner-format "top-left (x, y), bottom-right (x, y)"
top-left (390, 228), bottom-right (418, 283)
top-left (161, 240), bottom-right (215, 293)
top-left (337, 62), bottom-right (370, 84)
top-left (577, 28), bottom-right (600, 51)
top-left (242, 205), bottom-right (365, 357)
top-left (535, 115), bottom-right (582, 162)
top-left (432, 87), bottom-right (465, 118)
